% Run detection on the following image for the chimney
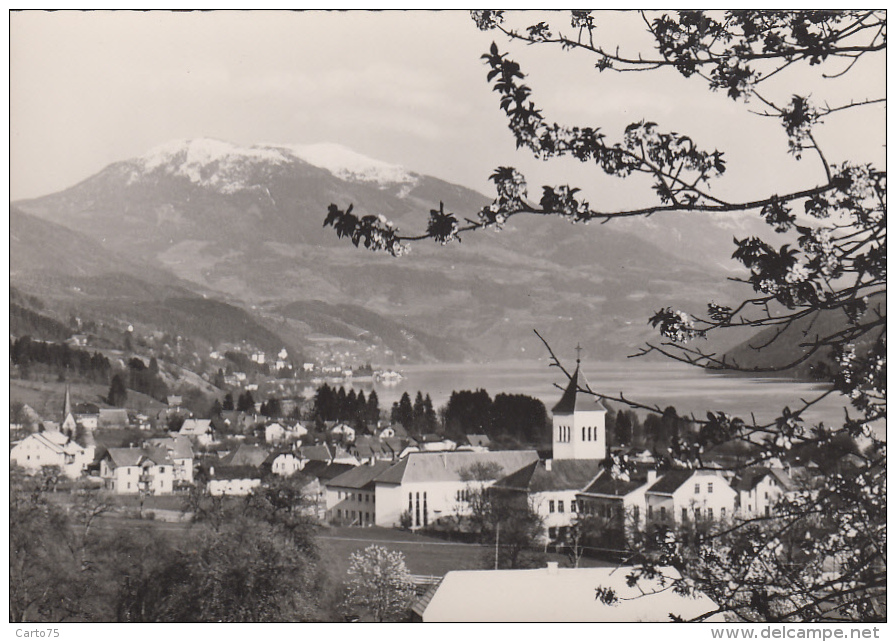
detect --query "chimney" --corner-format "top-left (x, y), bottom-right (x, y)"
top-left (545, 561), bottom-right (559, 574)
top-left (647, 469), bottom-right (657, 485)
top-left (545, 458), bottom-right (552, 472)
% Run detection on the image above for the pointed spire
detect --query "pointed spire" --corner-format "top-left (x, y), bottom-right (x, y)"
top-left (552, 346), bottom-right (605, 414)
top-left (63, 385), bottom-right (73, 420)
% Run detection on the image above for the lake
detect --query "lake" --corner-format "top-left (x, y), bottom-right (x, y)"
top-left (302, 359), bottom-right (876, 433)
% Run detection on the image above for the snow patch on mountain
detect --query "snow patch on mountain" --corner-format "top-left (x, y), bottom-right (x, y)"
top-left (132, 138), bottom-right (417, 194)
top-left (286, 142), bottom-right (416, 186)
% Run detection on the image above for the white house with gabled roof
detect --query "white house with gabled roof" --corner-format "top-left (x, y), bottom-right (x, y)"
top-left (10, 431), bottom-right (93, 479)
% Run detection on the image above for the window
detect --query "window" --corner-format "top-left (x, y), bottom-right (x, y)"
top-left (558, 500), bottom-right (565, 513)
top-left (337, 509), bottom-right (342, 519)
top-left (633, 506), bottom-right (639, 523)
top-left (660, 506), bottom-right (666, 521)
top-left (415, 492), bottom-right (420, 527)
top-left (570, 500), bottom-right (577, 513)
top-left (694, 507), bottom-right (701, 519)
top-left (707, 482), bottom-right (713, 494)
top-left (409, 493), bottom-right (413, 515)
top-left (721, 507), bottom-right (727, 518)
top-left (548, 527), bottom-right (557, 539)
top-left (423, 492), bottom-right (428, 527)
top-left (549, 500), bottom-right (555, 513)
top-left (765, 506), bottom-right (771, 517)
top-left (682, 507), bottom-right (688, 521)
top-left (648, 505), bottom-right (653, 519)
top-left (582, 427), bottom-right (586, 441)
top-left (694, 483), bottom-right (700, 494)
top-left (708, 507), bottom-right (713, 520)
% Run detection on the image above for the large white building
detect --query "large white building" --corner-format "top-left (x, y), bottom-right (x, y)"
top-left (373, 450), bottom-right (540, 529)
top-left (10, 431), bottom-right (93, 479)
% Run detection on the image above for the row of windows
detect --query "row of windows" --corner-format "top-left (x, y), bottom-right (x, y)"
top-left (645, 505), bottom-right (728, 521)
top-left (581, 426), bottom-right (599, 442)
top-left (694, 482), bottom-right (713, 494)
top-left (455, 489), bottom-right (473, 502)
top-left (548, 499), bottom-right (577, 514)
top-left (557, 426), bottom-right (601, 443)
top-left (336, 491), bottom-right (375, 504)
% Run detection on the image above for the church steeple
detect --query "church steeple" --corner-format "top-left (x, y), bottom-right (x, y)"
top-left (551, 347), bottom-right (607, 461)
top-left (63, 385), bottom-right (73, 420)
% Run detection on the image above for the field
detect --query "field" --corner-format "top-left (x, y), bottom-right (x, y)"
top-left (84, 514), bottom-right (612, 580)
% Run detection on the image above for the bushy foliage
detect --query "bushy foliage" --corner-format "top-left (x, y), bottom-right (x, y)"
top-left (343, 545), bottom-right (416, 622)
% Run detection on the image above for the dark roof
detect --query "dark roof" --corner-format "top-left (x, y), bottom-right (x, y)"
top-left (300, 444), bottom-right (331, 462)
top-left (580, 470), bottom-right (651, 497)
top-left (466, 434), bottom-right (491, 448)
top-left (212, 464), bottom-right (262, 480)
top-left (328, 461), bottom-right (394, 489)
top-left (735, 467), bottom-right (796, 493)
top-left (301, 461), bottom-right (356, 482)
top-left (645, 469), bottom-right (695, 495)
top-left (375, 458), bottom-right (409, 485)
top-left (220, 444), bottom-right (269, 468)
top-left (412, 581), bottom-right (442, 619)
top-left (493, 459), bottom-right (604, 493)
top-left (551, 366), bottom-right (607, 414)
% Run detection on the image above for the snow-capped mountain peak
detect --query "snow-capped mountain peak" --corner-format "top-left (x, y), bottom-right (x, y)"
top-left (285, 142), bottom-right (416, 185)
top-left (133, 138), bottom-right (416, 193)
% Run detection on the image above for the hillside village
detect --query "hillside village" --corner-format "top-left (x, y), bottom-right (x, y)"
top-left (11, 357), bottom-right (842, 554)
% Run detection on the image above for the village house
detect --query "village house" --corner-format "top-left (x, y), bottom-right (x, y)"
top-left (263, 450), bottom-right (303, 477)
top-left (576, 468), bottom-right (655, 544)
top-left (179, 418), bottom-right (214, 445)
top-left (491, 458), bottom-right (604, 542)
top-left (735, 467), bottom-right (798, 518)
top-left (350, 435), bottom-right (395, 464)
top-left (207, 465), bottom-right (262, 496)
top-left (100, 446), bottom-right (175, 495)
top-left (329, 422), bottom-right (356, 444)
top-left (98, 408), bottom-right (130, 429)
top-left (372, 450), bottom-right (540, 529)
top-left (464, 434), bottom-right (491, 451)
top-left (10, 431), bottom-right (94, 479)
top-left (264, 421), bottom-right (308, 445)
top-left (146, 435), bottom-right (195, 485)
top-left (645, 469), bottom-right (737, 526)
top-left (326, 460), bottom-right (394, 527)
top-left (413, 563), bottom-right (724, 622)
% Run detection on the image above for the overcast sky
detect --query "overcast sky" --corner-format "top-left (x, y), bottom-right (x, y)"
top-left (10, 10), bottom-right (885, 205)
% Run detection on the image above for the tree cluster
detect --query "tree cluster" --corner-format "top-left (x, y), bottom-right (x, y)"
top-left (10, 336), bottom-right (111, 383)
top-left (10, 471), bottom-right (335, 622)
top-left (390, 391), bottom-right (437, 434)
top-left (313, 384), bottom-right (380, 427)
top-left (443, 389), bottom-right (549, 444)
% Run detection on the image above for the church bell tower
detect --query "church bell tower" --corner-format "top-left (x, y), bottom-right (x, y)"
top-left (551, 348), bottom-right (607, 461)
